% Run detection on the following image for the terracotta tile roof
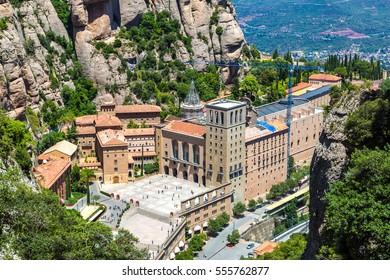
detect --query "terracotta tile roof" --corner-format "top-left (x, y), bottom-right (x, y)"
top-left (254, 241), bottom-right (279, 256)
top-left (42, 140), bottom-right (77, 157)
top-left (94, 114), bottom-right (123, 127)
top-left (163, 120), bottom-right (206, 138)
top-left (267, 119), bottom-right (288, 131)
top-left (79, 162), bottom-right (102, 168)
top-left (75, 115), bottom-right (97, 126)
top-left (122, 128), bottom-right (155, 136)
top-left (164, 115), bottom-right (182, 123)
top-left (115, 105), bottom-right (162, 113)
top-left (76, 125), bottom-right (96, 135)
top-left (131, 151), bottom-right (157, 157)
top-left (285, 82), bottom-right (312, 94)
top-left (309, 74), bottom-right (341, 82)
top-left (37, 154), bottom-right (51, 162)
top-left (96, 129), bottom-right (128, 147)
top-left (33, 156), bottom-right (70, 189)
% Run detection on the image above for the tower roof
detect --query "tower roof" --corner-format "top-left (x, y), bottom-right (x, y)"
top-left (184, 80), bottom-right (201, 105)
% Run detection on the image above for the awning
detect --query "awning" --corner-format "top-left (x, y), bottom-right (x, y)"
top-left (203, 221), bottom-right (209, 228)
top-left (179, 241), bottom-right (185, 248)
top-left (174, 246), bottom-right (180, 254)
top-left (194, 225), bottom-right (201, 231)
top-left (169, 252), bottom-right (175, 260)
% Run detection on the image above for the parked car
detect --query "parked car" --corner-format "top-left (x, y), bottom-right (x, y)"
top-left (246, 243), bottom-right (255, 249)
top-left (247, 252), bottom-right (254, 258)
top-left (226, 243), bottom-right (233, 248)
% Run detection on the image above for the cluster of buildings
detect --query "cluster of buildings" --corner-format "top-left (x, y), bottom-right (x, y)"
top-left (32, 73), bottom-right (340, 258)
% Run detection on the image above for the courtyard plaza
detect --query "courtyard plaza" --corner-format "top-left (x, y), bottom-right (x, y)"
top-left (101, 174), bottom-right (209, 217)
top-left (100, 174), bottom-right (211, 257)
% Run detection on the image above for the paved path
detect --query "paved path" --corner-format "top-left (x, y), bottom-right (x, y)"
top-left (67, 182), bottom-right (126, 228)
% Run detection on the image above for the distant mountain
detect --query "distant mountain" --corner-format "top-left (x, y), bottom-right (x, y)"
top-left (232, 0), bottom-right (390, 54)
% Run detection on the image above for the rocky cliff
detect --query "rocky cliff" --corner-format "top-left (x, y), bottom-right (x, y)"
top-left (303, 89), bottom-right (364, 259)
top-left (70, 0), bottom-right (245, 89)
top-left (0, 0), bottom-right (73, 119)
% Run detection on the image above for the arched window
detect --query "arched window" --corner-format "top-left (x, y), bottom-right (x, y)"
top-left (235, 110), bottom-right (238, 123)
top-left (194, 173), bottom-right (199, 183)
top-left (230, 111), bottom-right (233, 125)
top-left (239, 109), bottom-right (243, 122)
top-left (212, 190), bottom-right (217, 198)
top-left (182, 142), bottom-right (189, 161)
top-left (210, 110), bottom-right (213, 123)
top-left (164, 166), bottom-right (169, 175)
top-left (215, 111), bottom-right (219, 124)
top-left (194, 197), bottom-right (200, 205)
top-left (183, 170), bottom-right (188, 180)
top-left (186, 201), bottom-right (191, 209)
top-left (193, 145), bottom-right (200, 164)
top-left (172, 140), bottom-right (178, 158)
top-left (173, 168), bottom-right (178, 177)
top-left (220, 112), bottom-right (224, 125)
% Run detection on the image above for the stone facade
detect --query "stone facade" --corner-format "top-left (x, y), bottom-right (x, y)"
top-left (244, 122), bottom-right (288, 201)
top-left (96, 129), bottom-right (129, 184)
top-left (205, 100), bottom-right (246, 202)
top-left (157, 121), bottom-right (206, 185)
top-left (180, 182), bottom-right (233, 233)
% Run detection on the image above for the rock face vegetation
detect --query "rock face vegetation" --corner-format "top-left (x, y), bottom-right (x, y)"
top-left (304, 84), bottom-right (390, 260)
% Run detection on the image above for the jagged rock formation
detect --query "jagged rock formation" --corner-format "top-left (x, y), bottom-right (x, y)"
top-left (70, 0), bottom-right (245, 88)
top-left (0, 1), bottom-right (72, 119)
top-left (303, 90), bottom-right (363, 259)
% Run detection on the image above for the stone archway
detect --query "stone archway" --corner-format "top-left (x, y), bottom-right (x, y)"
top-left (113, 176), bottom-right (119, 183)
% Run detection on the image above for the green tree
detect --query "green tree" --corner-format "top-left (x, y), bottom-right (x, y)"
top-left (239, 74), bottom-right (259, 98)
top-left (189, 233), bottom-right (206, 252)
top-left (272, 49), bottom-right (279, 59)
top-left (288, 155), bottom-right (296, 176)
top-left (257, 233), bottom-right (307, 260)
top-left (232, 202), bottom-right (246, 216)
top-left (0, 168), bottom-right (148, 260)
top-left (344, 98), bottom-right (390, 149)
top-left (207, 218), bottom-right (222, 235)
top-left (227, 229), bottom-right (240, 246)
top-left (175, 248), bottom-right (194, 260)
top-left (284, 200), bottom-right (298, 228)
top-left (247, 199), bottom-right (257, 210)
top-left (127, 119), bottom-right (140, 129)
top-left (324, 147), bottom-right (390, 259)
top-left (257, 197), bottom-right (263, 205)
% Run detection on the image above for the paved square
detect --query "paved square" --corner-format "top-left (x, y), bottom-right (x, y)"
top-left (101, 174), bottom-right (210, 216)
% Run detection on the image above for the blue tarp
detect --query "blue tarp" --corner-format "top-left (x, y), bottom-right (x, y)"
top-left (256, 120), bottom-right (277, 132)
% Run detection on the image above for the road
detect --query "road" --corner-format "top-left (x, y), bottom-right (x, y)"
top-left (195, 206), bottom-right (267, 260)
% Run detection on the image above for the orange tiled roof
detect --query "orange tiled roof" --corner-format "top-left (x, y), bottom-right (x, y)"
top-left (33, 156), bottom-right (70, 189)
top-left (76, 125), bottom-right (96, 135)
top-left (122, 128), bottom-right (155, 136)
top-left (164, 120), bottom-right (206, 138)
top-left (285, 82), bottom-right (312, 93)
top-left (96, 129), bottom-right (128, 147)
top-left (254, 241), bottom-right (279, 256)
top-left (79, 162), bottom-right (102, 168)
top-left (94, 114), bottom-right (123, 127)
top-left (115, 105), bottom-right (162, 114)
top-left (309, 74), bottom-right (341, 82)
top-left (75, 115), bottom-right (97, 126)
top-left (131, 151), bottom-right (157, 157)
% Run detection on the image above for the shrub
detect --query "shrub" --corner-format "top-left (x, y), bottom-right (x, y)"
top-left (24, 39), bottom-right (36, 56)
